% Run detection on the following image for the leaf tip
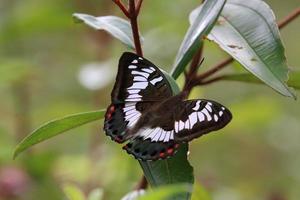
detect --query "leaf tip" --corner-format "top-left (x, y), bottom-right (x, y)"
top-left (72, 13), bottom-right (84, 23)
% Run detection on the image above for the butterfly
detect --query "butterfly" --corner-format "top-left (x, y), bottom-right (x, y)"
top-left (104, 52), bottom-right (232, 161)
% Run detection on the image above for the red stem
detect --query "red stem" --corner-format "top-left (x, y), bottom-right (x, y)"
top-left (278, 7), bottom-right (300, 29)
top-left (112, 0), bottom-right (130, 18)
top-left (135, 0), bottom-right (144, 15)
top-left (129, 0), bottom-right (143, 56)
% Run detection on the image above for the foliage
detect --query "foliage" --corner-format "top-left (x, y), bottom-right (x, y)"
top-left (2, 0), bottom-right (298, 199)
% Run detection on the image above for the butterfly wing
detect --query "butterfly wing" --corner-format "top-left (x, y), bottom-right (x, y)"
top-left (172, 99), bottom-right (232, 142)
top-left (122, 98), bottom-right (231, 160)
top-left (123, 135), bottom-right (180, 161)
top-left (104, 52), bottom-right (173, 143)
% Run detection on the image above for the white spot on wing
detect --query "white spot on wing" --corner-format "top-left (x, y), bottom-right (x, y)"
top-left (125, 98), bottom-right (141, 102)
top-left (175, 121), bottom-right (179, 133)
top-left (184, 120), bottom-right (190, 129)
top-left (179, 120), bottom-right (185, 131)
top-left (159, 131), bottom-right (166, 141)
top-left (140, 128), bottom-right (151, 137)
top-left (214, 114), bottom-right (218, 122)
top-left (192, 101), bottom-right (201, 111)
top-left (164, 132), bottom-right (170, 142)
top-left (205, 104), bottom-right (212, 112)
top-left (123, 106), bottom-right (135, 112)
top-left (170, 131), bottom-right (174, 140)
top-left (189, 112), bottom-right (198, 128)
top-left (197, 112), bottom-right (205, 122)
top-left (133, 76), bottom-right (147, 82)
top-left (219, 111), bottom-right (223, 116)
top-left (132, 71), bottom-right (149, 78)
top-left (127, 113), bottom-right (141, 127)
top-left (128, 82), bottom-right (148, 89)
top-left (129, 65), bottom-right (137, 69)
top-left (153, 129), bottom-right (162, 141)
top-left (125, 109), bottom-right (137, 116)
top-left (146, 128), bottom-right (158, 139)
top-left (132, 59), bottom-right (138, 64)
top-left (202, 108), bottom-right (212, 121)
top-left (138, 57), bottom-right (143, 60)
top-left (127, 94), bottom-right (142, 99)
top-left (141, 68), bottom-right (153, 73)
top-left (128, 89), bottom-right (139, 94)
top-left (150, 77), bottom-right (163, 85)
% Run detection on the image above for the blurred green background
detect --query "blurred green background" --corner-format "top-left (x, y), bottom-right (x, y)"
top-left (0, 0), bottom-right (299, 199)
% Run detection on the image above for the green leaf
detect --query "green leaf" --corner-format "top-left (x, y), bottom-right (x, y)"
top-left (138, 184), bottom-right (192, 200)
top-left (190, 0), bottom-right (295, 98)
top-left (191, 182), bottom-right (211, 200)
top-left (63, 184), bottom-right (86, 200)
top-left (13, 110), bottom-right (105, 159)
top-left (139, 71), bottom-right (194, 200)
top-left (171, 0), bottom-right (226, 79)
top-left (73, 14), bottom-right (136, 49)
top-left (220, 72), bottom-right (300, 90)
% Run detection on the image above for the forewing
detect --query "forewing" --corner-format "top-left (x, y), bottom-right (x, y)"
top-left (111, 52), bottom-right (173, 103)
top-left (104, 52), bottom-right (173, 143)
top-left (173, 99), bottom-right (232, 142)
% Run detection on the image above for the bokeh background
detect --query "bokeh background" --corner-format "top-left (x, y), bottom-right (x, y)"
top-left (0, 0), bottom-right (299, 199)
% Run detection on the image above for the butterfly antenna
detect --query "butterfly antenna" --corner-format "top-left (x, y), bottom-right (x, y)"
top-left (182, 57), bottom-right (205, 98)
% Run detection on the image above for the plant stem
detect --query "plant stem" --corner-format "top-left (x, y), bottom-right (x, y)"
top-left (135, 176), bottom-right (148, 190)
top-left (135, 0), bottom-right (144, 15)
top-left (112, 0), bottom-right (130, 18)
top-left (278, 7), bottom-right (300, 29)
top-left (197, 57), bottom-right (233, 81)
top-left (129, 0), bottom-right (143, 56)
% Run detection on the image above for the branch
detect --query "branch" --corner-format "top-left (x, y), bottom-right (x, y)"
top-left (129, 0), bottom-right (143, 56)
top-left (112, 0), bottom-right (130, 18)
top-left (196, 57), bottom-right (233, 81)
top-left (278, 7), bottom-right (300, 29)
top-left (135, 0), bottom-right (144, 15)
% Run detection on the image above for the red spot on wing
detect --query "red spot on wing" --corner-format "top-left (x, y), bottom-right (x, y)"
top-left (110, 105), bottom-right (115, 112)
top-left (106, 113), bottom-right (112, 119)
top-left (159, 152), bottom-right (165, 158)
top-left (167, 148), bottom-right (174, 155)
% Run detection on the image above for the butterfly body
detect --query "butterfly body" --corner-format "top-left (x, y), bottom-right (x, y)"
top-left (104, 52), bottom-right (232, 161)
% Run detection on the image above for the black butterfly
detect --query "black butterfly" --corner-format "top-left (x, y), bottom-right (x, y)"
top-left (104, 52), bottom-right (232, 161)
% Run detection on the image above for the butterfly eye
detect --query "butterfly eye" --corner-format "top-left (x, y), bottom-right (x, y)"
top-left (112, 130), bottom-right (118, 135)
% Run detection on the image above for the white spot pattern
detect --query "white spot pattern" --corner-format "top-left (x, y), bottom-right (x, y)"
top-left (140, 127), bottom-right (175, 142)
top-left (129, 65), bottom-right (137, 69)
top-left (174, 102), bottom-right (226, 133)
top-left (192, 101), bottom-right (201, 111)
top-left (123, 60), bottom-right (158, 127)
top-left (124, 103), bottom-right (141, 127)
top-left (150, 77), bottom-right (163, 85)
